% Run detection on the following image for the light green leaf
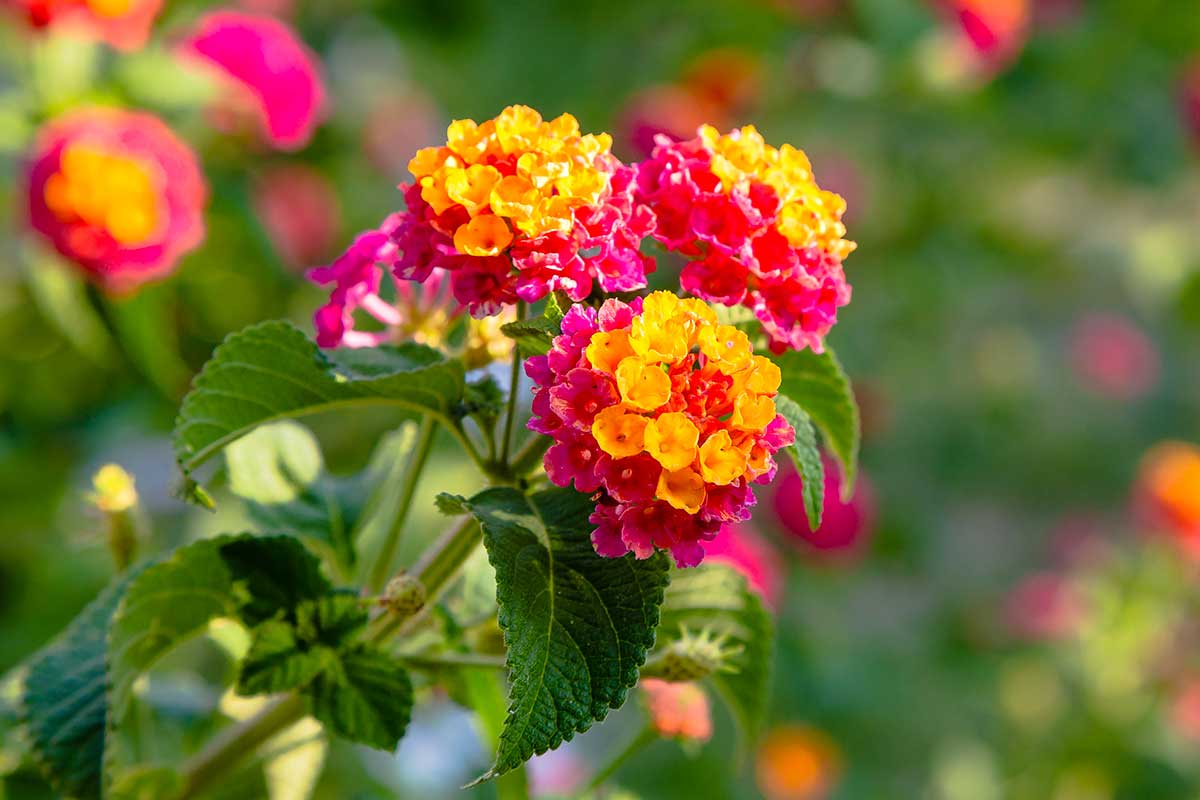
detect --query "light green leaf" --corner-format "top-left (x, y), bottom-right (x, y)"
top-left (108, 765), bottom-right (183, 800)
top-left (463, 487), bottom-right (670, 781)
top-left (307, 646), bottom-right (413, 751)
top-left (656, 564), bottom-right (774, 745)
top-left (227, 421), bottom-right (417, 572)
top-left (773, 346), bottom-right (859, 497)
top-left (22, 570), bottom-right (141, 800)
top-left (174, 320), bottom-right (464, 502)
top-left (775, 394), bottom-right (825, 530)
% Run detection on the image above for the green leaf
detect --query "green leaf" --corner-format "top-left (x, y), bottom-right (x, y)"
top-left (435, 492), bottom-right (469, 516)
top-left (773, 346), bottom-right (859, 497)
top-left (657, 564), bottom-right (774, 745)
top-left (775, 394), bottom-right (825, 530)
top-left (174, 320), bottom-right (465, 501)
top-left (307, 645), bottom-right (413, 750)
top-left (545, 290), bottom-right (570, 324)
top-left (108, 765), bottom-right (183, 800)
top-left (500, 316), bottom-right (559, 356)
top-left (227, 421), bottom-right (417, 571)
top-left (219, 535), bottom-right (331, 627)
top-left (294, 593), bottom-right (368, 647)
top-left (22, 570), bottom-right (141, 800)
top-left (463, 487), bottom-right (670, 781)
top-left (237, 622), bottom-right (330, 696)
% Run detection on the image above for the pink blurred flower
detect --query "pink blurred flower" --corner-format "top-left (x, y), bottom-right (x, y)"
top-left (25, 107), bottom-right (206, 293)
top-left (527, 747), bottom-right (587, 798)
top-left (179, 11), bottom-right (325, 151)
top-left (1003, 572), bottom-right (1085, 641)
top-left (1180, 59), bottom-right (1200, 148)
top-left (703, 524), bottom-right (784, 609)
top-left (1068, 313), bottom-right (1159, 401)
top-left (252, 165), bottom-right (339, 270)
top-left (4, 0), bottom-right (162, 50)
top-left (773, 457), bottom-right (876, 560)
top-left (362, 92), bottom-right (443, 180)
top-left (640, 678), bottom-right (713, 742)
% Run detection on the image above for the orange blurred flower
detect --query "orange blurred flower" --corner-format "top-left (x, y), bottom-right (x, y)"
top-left (756, 724), bottom-right (841, 800)
top-left (4, 0), bottom-right (162, 50)
top-left (1134, 442), bottom-right (1200, 556)
top-left (640, 678), bottom-right (713, 742)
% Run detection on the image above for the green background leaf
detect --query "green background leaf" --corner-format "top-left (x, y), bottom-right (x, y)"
top-left (774, 346), bottom-right (859, 497)
top-left (307, 646), bottom-right (413, 751)
top-left (464, 487), bottom-right (670, 780)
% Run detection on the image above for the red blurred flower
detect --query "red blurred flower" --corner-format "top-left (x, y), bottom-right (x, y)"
top-left (1170, 678), bottom-right (1200, 742)
top-left (179, 11), bottom-right (325, 151)
top-left (4, 0), bottom-right (161, 50)
top-left (703, 524), bottom-right (784, 609)
top-left (773, 456), bottom-right (876, 560)
top-left (1068, 313), bottom-right (1159, 401)
top-left (756, 725), bottom-right (841, 800)
top-left (25, 107), bottom-right (206, 293)
top-left (1003, 572), bottom-right (1085, 641)
top-left (252, 164), bottom-right (339, 269)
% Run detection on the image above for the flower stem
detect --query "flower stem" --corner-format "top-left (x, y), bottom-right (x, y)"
top-left (401, 652), bottom-right (506, 671)
top-left (367, 415), bottom-right (437, 593)
top-left (498, 302), bottom-right (527, 466)
top-left (584, 724), bottom-right (658, 793)
top-left (177, 693), bottom-right (308, 800)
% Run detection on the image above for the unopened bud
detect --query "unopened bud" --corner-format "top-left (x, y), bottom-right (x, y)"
top-left (88, 464), bottom-right (142, 571)
top-left (381, 572), bottom-right (427, 620)
top-left (642, 627), bottom-right (743, 683)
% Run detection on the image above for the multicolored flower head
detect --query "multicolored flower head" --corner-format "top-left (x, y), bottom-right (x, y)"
top-left (25, 107), bottom-right (207, 293)
top-left (179, 11), bottom-right (325, 151)
top-left (5, 0), bottom-right (162, 51)
top-left (346, 105), bottom-right (655, 317)
top-left (1133, 441), bottom-right (1200, 558)
top-left (528, 291), bottom-right (795, 567)
top-left (636, 124), bottom-right (854, 352)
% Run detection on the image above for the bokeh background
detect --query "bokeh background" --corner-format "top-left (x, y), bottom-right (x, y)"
top-left (4, 0), bottom-right (1200, 798)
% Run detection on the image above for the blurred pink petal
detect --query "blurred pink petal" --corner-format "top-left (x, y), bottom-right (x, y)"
top-left (252, 164), bottom-right (339, 269)
top-left (1068, 313), bottom-right (1159, 401)
top-left (1003, 572), bottom-right (1085, 641)
top-left (772, 456), bottom-right (877, 561)
top-left (179, 10), bottom-right (325, 150)
top-left (4, 0), bottom-right (162, 50)
top-left (703, 524), bottom-right (784, 609)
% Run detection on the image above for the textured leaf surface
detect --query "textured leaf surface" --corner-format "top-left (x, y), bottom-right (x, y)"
top-left (500, 317), bottom-right (558, 356)
top-left (174, 320), bottom-right (464, 500)
top-left (774, 346), bottom-right (859, 496)
top-left (22, 571), bottom-right (140, 799)
top-left (219, 535), bottom-right (331, 626)
top-left (776, 394), bottom-right (825, 530)
top-left (308, 646), bottom-right (413, 750)
top-left (464, 487), bottom-right (670, 780)
top-left (227, 421), bottom-right (416, 571)
top-left (657, 564), bottom-right (774, 743)
top-left (237, 622), bottom-right (329, 695)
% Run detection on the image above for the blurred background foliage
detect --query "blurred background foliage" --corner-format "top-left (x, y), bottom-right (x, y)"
top-left (3, 0), bottom-right (1200, 798)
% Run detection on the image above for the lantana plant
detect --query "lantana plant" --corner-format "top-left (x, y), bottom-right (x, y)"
top-left (12, 105), bottom-right (861, 799)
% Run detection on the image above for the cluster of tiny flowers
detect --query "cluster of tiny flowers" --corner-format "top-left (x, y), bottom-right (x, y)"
top-left (635, 124), bottom-right (854, 352)
top-left (327, 105), bottom-right (655, 320)
top-left (527, 291), bottom-right (795, 567)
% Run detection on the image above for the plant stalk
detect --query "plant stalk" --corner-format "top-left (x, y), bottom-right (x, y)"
top-left (177, 693), bottom-right (308, 800)
top-left (584, 724), bottom-right (658, 793)
top-left (498, 302), bottom-right (527, 466)
top-left (367, 415), bottom-right (438, 593)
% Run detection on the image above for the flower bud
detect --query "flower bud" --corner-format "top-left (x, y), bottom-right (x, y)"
top-left (642, 627), bottom-right (742, 683)
top-left (380, 572), bottom-right (427, 621)
top-left (88, 464), bottom-right (142, 571)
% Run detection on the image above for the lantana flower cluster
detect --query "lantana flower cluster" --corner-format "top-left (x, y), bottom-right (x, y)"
top-left (316, 105), bottom-right (656, 336)
top-left (527, 291), bottom-right (795, 567)
top-left (635, 124), bottom-right (854, 352)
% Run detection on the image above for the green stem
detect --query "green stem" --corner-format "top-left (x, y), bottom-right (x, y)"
top-left (441, 415), bottom-right (490, 477)
top-left (584, 724), bottom-right (658, 793)
top-left (463, 668), bottom-right (529, 800)
top-left (177, 693), bottom-right (308, 800)
top-left (400, 652), bottom-right (506, 671)
top-left (509, 433), bottom-right (552, 479)
top-left (367, 415), bottom-right (437, 593)
top-left (498, 302), bottom-right (527, 466)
